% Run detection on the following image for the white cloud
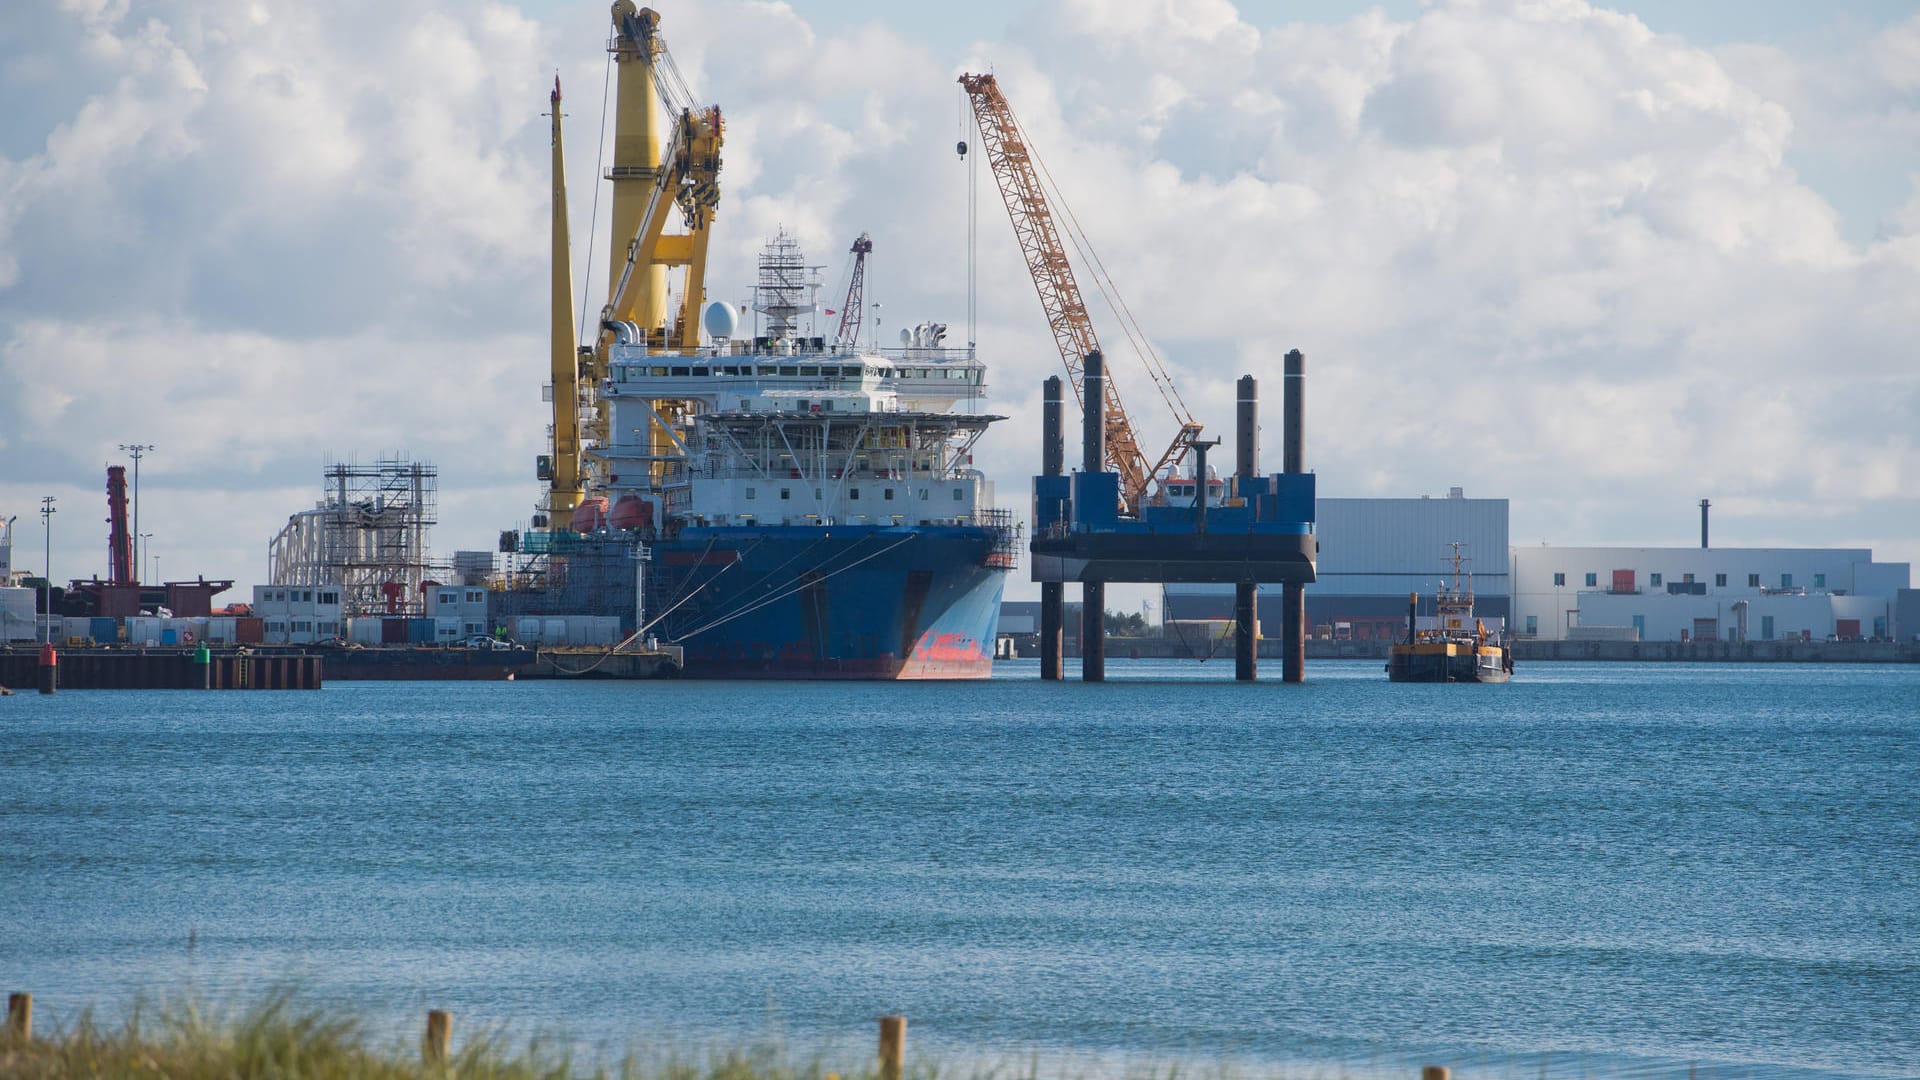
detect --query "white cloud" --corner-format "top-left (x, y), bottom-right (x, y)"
top-left (2, 0), bottom-right (1916, 594)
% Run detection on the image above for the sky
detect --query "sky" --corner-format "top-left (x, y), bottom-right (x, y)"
top-left (2, 0), bottom-right (1917, 607)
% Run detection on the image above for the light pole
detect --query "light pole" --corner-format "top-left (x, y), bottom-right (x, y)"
top-left (119, 444), bottom-right (154, 582)
top-left (39, 495), bottom-right (56, 644)
top-left (140, 532), bottom-right (153, 589)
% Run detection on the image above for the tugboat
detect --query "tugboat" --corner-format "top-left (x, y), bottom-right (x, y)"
top-left (1386, 543), bottom-right (1513, 683)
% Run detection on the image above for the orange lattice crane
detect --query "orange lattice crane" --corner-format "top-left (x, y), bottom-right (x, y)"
top-left (960, 72), bottom-right (1202, 515)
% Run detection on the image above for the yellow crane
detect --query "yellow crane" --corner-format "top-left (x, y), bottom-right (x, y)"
top-left (960, 73), bottom-right (1201, 515)
top-left (544, 3), bottom-right (724, 528)
top-left (544, 76), bottom-right (583, 530)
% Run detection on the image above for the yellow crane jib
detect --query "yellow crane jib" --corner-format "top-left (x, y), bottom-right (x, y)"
top-left (545, 74), bottom-right (583, 530)
top-left (600, 104), bottom-right (724, 349)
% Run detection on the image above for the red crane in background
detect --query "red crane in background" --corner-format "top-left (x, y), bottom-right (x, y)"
top-left (835, 233), bottom-right (873, 350)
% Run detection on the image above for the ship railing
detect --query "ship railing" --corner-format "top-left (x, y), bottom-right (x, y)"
top-left (981, 507), bottom-right (1022, 570)
top-left (876, 347), bottom-right (978, 363)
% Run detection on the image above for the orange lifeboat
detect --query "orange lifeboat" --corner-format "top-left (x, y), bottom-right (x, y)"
top-left (609, 494), bottom-right (653, 531)
top-left (572, 496), bottom-right (610, 532)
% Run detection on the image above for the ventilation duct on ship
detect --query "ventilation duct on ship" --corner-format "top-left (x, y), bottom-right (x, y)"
top-left (603, 320), bottom-right (644, 346)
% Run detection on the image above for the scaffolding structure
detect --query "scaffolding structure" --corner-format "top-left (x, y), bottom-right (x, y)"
top-left (269, 458), bottom-right (439, 617)
top-left (750, 230), bottom-right (823, 343)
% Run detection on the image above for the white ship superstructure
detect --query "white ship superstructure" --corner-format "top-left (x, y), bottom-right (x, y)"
top-left (585, 235), bottom-right (1000, 533)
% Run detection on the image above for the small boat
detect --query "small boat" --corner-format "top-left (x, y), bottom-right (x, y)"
top-left (1386, 543), bottom-right (1513, 683)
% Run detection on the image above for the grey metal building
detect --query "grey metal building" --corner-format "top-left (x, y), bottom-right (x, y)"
top-left (1163, 492), bottom-right (1510, 638)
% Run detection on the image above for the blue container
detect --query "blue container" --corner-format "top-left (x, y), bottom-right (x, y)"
top-left (160, 628), bottom-right (179, 646)
top-left (408, 618), bottom-right (436, 644)
top-left (92, 617), bottom-right (119, 642)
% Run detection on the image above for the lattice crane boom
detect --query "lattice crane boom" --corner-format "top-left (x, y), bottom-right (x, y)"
top-left (961, 73), bottom-right (1198, 514)
top-left (836, 233), bottom-right (872, 349)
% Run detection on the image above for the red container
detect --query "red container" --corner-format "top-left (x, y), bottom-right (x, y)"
top-left (381, 618), bottom-right (408, 645)
top-left (235, 617), bottom-right (265, 644)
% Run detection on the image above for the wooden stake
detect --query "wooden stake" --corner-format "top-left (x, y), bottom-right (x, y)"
top-left (423, 1009), bottom-right (451, 1064)
top-left (6, 993), bottom-right (29, 1041)
top-left (878, 1015), bottom-right (906, 1080)
top-left (1421, 1066), bottom-right (1450, 1080)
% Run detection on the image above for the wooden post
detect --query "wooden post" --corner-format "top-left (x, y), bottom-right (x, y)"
top-left (1421, 1066), bottom-right (1449, 1080)
top-left (7, 993), bottom-right (30, 1041)
top-left (878, 1015), bottom-right (906, 1080)
top-left (423, 1009), bottom-right (451, 1064)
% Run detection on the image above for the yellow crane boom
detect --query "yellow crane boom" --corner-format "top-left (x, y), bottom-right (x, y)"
top-left (960, 73), bottom-right (1199, 515)
top-left (545, 76), bottom-right (583, 530)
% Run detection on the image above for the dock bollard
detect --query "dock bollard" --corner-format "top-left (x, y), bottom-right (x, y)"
top-left (423, 1009), bottom-right (451, 1064)
top-left (1421, 1067), bottom-right (1450, 1080)
top-left (878, 1015), bottom-right (906, 1080)
top-left (7, 992), bottom-right (29, 1041)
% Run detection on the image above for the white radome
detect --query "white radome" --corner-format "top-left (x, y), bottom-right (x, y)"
top-left (703, 300), bottom-right (739, 341)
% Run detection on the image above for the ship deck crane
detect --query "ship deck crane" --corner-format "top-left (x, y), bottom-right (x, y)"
top-left (835, 233), bottom-right (872, 350)
top-left (543, 3), bottom-right (724, 529)
top-left (960, 73), bottom-right (1201, 516)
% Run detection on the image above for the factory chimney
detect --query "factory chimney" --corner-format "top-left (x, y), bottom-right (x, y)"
top-left (1699, 498), bottom-right (1710, 550)
top-left (106, 465), bottom-right (134, 585)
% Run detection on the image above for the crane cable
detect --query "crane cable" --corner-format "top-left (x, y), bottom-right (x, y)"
top-left (672, 535), bottom-right (918, 642)
top-left (1004, 104), bottom-right (1195, 427)
top-left (577, 50), bottom-right (614, 342)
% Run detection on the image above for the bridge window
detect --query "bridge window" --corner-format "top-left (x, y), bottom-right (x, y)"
top-left (953, 488), bottom-right (963, 500)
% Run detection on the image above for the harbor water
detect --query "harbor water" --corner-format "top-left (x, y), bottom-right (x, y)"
top-left (2, 660), bottom-right (1915, 1077)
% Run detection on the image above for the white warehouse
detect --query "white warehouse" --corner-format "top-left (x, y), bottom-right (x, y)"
top-left (1510, 546), bottom-right (1910, 642)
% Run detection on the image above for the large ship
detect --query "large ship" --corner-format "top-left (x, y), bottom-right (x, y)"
top-left (1386, 544), bottom-right (1513, 683)
top-left (507, 5), bottom-right (1013, 679)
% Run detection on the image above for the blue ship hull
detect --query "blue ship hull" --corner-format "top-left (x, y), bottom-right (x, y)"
top-left (645, 525), bottom-right (1008, 679)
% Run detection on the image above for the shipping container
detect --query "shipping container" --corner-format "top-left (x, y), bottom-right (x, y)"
top-left (408, 617), bottom-right (436, 644)
top-left (543, 618), bottom-right (568, 645)
top-left (435, 618), bottom-right (462, 641)
top-left (235, 616), bottom-right (265, 644)
top-left (348, 618), bottom-right (383, 646)
top-left (204, 617), bottom-right (237, 643)
top-left (514, 617), bottom-right (542, 643)
top-left (381, 618), bottom-right (408, 645)
top-left (91, 616), bottom-right (120, 643)
top-left (127, 616), bottom-right (164, 645)
top-left (565, 615), bottom-right (619, 645)
top-left (0, 588), bottom-right (39, 642)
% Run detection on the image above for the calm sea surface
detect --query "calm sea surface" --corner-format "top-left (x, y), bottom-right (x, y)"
top-left (3, 660), bottom-right (1916, 1078)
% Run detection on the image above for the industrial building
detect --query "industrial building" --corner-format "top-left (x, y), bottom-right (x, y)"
top-left (1162, 491), bottom-right (1509, 639)
top-left (1511, 546), bottom-right (1912, 642)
